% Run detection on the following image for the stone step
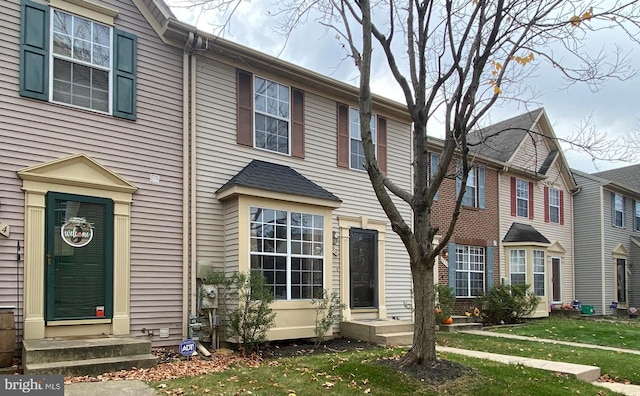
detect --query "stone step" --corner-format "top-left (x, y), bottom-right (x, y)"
top-left (438, 322), bottom-right (483, 333)
top-left (372, 332), bottom-right (413, 347)
top-left (451, 315), bottom-right (481, 324)
top-left (23, 354), bottom-right (157, 376)
top-left (23, 336), bottom-right (152, 364)
top-left (340, 320), bottom-right (414, 342)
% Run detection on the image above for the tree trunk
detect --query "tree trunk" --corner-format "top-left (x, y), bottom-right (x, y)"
top-left (402, 253), bottom-right (436, 366)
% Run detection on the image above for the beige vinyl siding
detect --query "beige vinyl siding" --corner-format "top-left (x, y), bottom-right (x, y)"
top-left (0, 0), bottom-right (185, 346)
top-left (572, 174), bottom-right (604, 313)
top-left (499, 133), bottom-right (575, 307)
top-left (194, 56), bottom-right (413, 319)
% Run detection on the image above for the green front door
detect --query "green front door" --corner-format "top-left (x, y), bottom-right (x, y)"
top-left (45, 192), bottom-right (114, 321)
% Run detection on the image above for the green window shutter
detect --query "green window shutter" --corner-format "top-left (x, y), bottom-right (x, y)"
top-left (113, 29), bottom-right (137, 120)
top-left (20, 0), bottom-right (49, 100)
top-left (486, 246), bottom-right (494, 289)
top-left (478, 166), bottom-right (486, 208)
top-left (448, 242), bottom-right (456, 290)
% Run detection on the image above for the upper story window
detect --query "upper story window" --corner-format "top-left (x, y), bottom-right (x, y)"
top-left (548, 188), bottom-right (560, 223)
top-left (20, 1), bottom-right (137, 120)
top-left (516, 179), bottom-right (529, 217)
top-left (52, 10), bottom-right (111, 112)
top-left (634, 200), bottom-right (640, 232)
top-left (429, 152), bottom-right (440, 200)
top-left (254, 76), bottom-right (290, 155)
top-left (236, 70), bottom-right (305, 158)
top-left (613, 193), bottom-right (625, 228)
top-left (349, 107), bottom-right (377, 171)
top-left (336, 103), bottom-right (387, 173)
top-left (455, 163), bottom-right (486, 208)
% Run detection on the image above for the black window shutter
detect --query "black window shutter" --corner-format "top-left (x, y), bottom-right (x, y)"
top-left (113, 29), bottom-right (137, 121)
top-left (19, 0), bottom-right (49, 100)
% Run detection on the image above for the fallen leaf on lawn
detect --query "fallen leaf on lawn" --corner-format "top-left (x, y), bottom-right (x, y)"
top-left (364, 388), bottom-right (371, 394)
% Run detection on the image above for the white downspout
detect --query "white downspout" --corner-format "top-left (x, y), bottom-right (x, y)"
top-left (190, 38), bottom-right (200, 318)
top-left (181, 34), bottom-right (193, 338)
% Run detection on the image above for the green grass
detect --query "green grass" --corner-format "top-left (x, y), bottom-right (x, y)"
top-left (152, 347), bottom-right (621, 395)
top-left (490, 317), bottom-right (640, 350)
top-left (438, 331), bottom-right (640, 383)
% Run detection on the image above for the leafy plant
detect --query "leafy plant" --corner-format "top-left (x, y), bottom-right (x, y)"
top-left (435, 284), bottom-right (455, 324)
top-left (311, 289), bottom-right (346, 348)
top-left (475, 284), bottom-right (539, 325)
top-left (225, 271), bottom-right (276, 354)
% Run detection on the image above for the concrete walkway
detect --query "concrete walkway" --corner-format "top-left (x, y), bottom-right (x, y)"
top-left (64, 380), bottom-right (157, 396)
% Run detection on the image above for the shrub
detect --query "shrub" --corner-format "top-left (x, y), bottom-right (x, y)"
top-left (475, 284), bottom-right (540, 325)
top-left (311, 289), bottom-right (346, 348)
top-left (225, 271), bottom-right (276, 354)
top-left (435, 284), bottom-right (455, 324)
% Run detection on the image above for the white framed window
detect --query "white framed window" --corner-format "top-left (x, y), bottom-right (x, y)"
top-left (510, 249), bottom-right (526, 285)
top-left (549, 188), bottom-right (560, 224)
top-left (613, 193), bottom-right (625, 228)
top-left (516, 179), bottom-right (529, 217)
top-left (254, 76), bottom-right (290, 154)
top-left (349, 107), bottom-right (376, 170)
top-left (533, 250), bottom-right (545, 296)
top-left (51, 9), bottom-right (112, 113)
top-left (635, 201), bottom-right (640, 232)
top-left (249, 207), bottom-right (324, 300)
top-left (454, 245), bottom-right (485, 297)
top-left (462, 168), bottom-right (477, 207)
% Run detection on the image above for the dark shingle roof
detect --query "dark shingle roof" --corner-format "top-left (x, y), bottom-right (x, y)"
top-left (502, 222), bottom-right (550, 244)
top-left (538, 150), bottom-right (558, 175)
top-left (468, 109), bottom-right (544, 162)
top-left (216, 160), bottom-right (341, 202)
top-left (592, 164), bottom-right (640, 193)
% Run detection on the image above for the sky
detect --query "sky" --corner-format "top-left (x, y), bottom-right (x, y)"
top-left (167, 1), bottom-right (640, 174)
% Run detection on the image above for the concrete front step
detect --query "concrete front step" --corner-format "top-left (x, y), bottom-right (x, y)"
top-left (23, 336), bottom-right (152, 364)
top-left (23, 354), bottom-right (157, 376)
top-left (372, 332), bottom-right (413, 346)
top-left (22, 336), bottom-right (156, 376)
top-left (341, 320), bottom-right (414, 345)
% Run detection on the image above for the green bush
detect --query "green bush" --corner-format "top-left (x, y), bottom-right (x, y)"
top-left (475, 284), bottom-right (540, 325)
top-left (225, 271), bottom-right (276, 354)
top-left (435, 284), bottom-right (455, 323)
top-left (311, 289), bottom-right (346, 348)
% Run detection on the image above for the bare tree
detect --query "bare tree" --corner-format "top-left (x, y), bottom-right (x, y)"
top-left (179, 0), bottom-right (640, 366)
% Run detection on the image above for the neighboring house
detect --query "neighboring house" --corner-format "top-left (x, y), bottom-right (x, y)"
top-left (471, 109), bottom-right (578, 317)
top-left (572, 164), bottom-right (640, 316)
top-left (1, 0), bottom-right (186, 347)
top-left (427, 141), bottom-right (500, 314)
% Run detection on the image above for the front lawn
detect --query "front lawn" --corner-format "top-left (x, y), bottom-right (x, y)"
top-left (490, 317), bottom-right (640, 350)
top-left (152, 347), bottom-right (621, 395)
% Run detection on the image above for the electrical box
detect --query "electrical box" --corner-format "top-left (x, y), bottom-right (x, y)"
top-left (200, 285), bottom-right (218, 309)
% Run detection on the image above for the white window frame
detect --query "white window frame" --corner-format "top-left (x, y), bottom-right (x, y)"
top-left (509, 249), bottom-right (526, 286)
top-left (613, 193), bottom-right (625, 228)
top-left (548, 188), bottom-right (560, 224)
top-left (516, 179), bottom-right (529, 217)
top-left (249, 207), bottom-right (324, 300)
top-left (462, 168), bottom-right (478, 207)
top-left (349, 107), bottom-right (377, 171)
top-left (454, 245), bottom-right (485, 297)
top-left (635, 200), bottom-right (640, 232)
top-left (253, 76), bottom-right (291, 155)
top-left (533, 250), bottom-right (545, 297)
top-left (49, 8), bottom-right (113, 114)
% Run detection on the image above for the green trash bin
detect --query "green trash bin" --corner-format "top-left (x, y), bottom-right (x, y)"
top-left (581, 305), bottom-right (595, 315)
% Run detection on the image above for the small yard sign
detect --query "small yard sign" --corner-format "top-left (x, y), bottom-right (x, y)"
top-left (179, 339), bottom-right (196, 357)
